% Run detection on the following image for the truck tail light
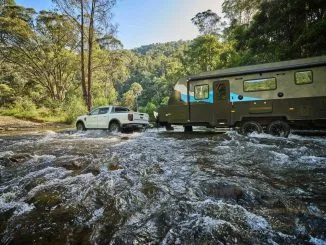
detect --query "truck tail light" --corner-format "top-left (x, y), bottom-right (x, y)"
top-left (128, 113), bottom-right (133, 121)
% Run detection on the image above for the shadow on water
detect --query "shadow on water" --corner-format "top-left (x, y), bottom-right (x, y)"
top-left (0, 128), bottom-right (326, 244)
top-left (160, 131), bottom-right (226, 140)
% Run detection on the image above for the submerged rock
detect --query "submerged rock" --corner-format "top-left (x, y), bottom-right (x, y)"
top-left (0, 153), bottom-right (32, 167)
top-left (202, 181), bottom-right (244, 202)
top-left (28, 190), bottom-right (61, 209)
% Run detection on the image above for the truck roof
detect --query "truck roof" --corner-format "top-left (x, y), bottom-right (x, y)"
top-left (95, 105), bottom-right (127, 108)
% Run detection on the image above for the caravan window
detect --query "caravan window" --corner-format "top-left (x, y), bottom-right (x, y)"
top-left (295, 71), bottom-right (313, 85)
top-left (243, 78), bottom-right (276, 92)
top-left (194, 84), bottom-right (209, 100)
top-left (216, 83), bottom-right (227, 100)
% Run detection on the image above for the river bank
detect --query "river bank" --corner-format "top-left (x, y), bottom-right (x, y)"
top-left (0, 116), bottom-right (70, 134)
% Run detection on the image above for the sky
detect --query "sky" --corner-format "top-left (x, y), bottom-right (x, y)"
top-left (15, 0), bottom-right (223, 49)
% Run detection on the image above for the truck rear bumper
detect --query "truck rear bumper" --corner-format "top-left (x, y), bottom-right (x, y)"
top-left (122, 123), bottom-right (149, 129)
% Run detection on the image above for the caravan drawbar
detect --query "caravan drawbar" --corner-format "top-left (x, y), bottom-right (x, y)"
top-left (157, 56), bottom-right (326, 136)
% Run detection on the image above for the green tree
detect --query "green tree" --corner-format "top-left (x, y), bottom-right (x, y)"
top-left (0, 8), bottom-right (79, 102)
top-left (185, 35), bottom-right (224, 73)
top-left (0, 0), bottom-right (16, 6)
top-left (91, 49), bottom-right (133, 107)
top-left (53, 0), bottom-right (117, 111)
top-left (0, 83), bottom-right (14, 105)
top-left (123, 41), bottom-right (189, 110)
top-left (247, 0), bottom-right (326, 60)
top-left (222, 0), bottom-right (260, 25)
top-left (191, 10), bottom-right (225, 36)
top-left (221, 0), bottom-right (326, 65)
top-left (121, 82), bottom-right (143, 110)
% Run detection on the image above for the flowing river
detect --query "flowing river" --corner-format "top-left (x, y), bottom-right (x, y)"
top-left (0, 128), bottom-right (326, 244)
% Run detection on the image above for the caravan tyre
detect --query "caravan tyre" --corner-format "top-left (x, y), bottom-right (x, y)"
top-left (240, 121), bottom-right (263, 135)
top-left (267, 120), bottom-right (290, 137)
top-left (165, 124), bottom-right (174, 131)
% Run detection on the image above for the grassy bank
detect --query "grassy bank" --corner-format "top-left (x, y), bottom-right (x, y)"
top-left (0, 104), bottom-right (86, 125)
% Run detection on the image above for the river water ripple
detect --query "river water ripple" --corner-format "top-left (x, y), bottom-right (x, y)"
top-left (0, 128), bottom-right (325, 244)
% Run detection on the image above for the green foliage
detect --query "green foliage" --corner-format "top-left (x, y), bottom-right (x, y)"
top-left (121, 82), bottom-right (143, 110)
top-left (222, 0), bottom-right (260, 25)
top-left (185, 35), bottom-right (224, 73)
top-left (1, 96), bottom-right (38, 119)
top-left (133, 41), bottom-right (190, 56)
top-left (121, 90), bottom-right (134, 109)
top-left (61, 96), bottom-right (87, 124)
top-left (191, 10), bottom-right (225, 36)
top-left (139, 102), bottom-right (157, 122)
top-left (0, 83), bottom-right (14, 105)
top-left (160, 97), bottom-right (169, 105)
top-left (223, 0), bottom-right (326, 64)
top-left (0, 8), bottom-right (80, 103)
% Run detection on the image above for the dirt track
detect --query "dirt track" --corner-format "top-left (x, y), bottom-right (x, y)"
top-left (0, 116), bottom-right (70, 134)
top-left (0, 116), bottom-right (42, 128)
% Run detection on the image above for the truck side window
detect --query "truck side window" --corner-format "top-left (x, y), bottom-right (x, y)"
top-left (90, 108), bottom-right (100, 115)
top-left (243, 78), bottom-right (276, 92)
top-left (194, 84), bottom-right (209, 100)
top-left (99, 108), bottom-right (109, 114)
top-left (295, 71), bottom-right (313, 85)
top-left (114, 107), bottom-right (130, 113)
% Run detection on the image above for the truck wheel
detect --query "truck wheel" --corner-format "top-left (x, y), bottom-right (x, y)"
top-left (267, 120), bottom-right (290, 137)
top-left (76, 122), bottom-right (85, 131)
top-left (184, 125), bottom-right (193, 132)
top-left (109, 121), bottom-right (121, 132)
top-left (240, 121), bottom-right (262, 135)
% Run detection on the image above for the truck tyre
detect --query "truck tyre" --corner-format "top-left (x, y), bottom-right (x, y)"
top-left (267, 120), bottom-right (290, 137)
top-left (109, 121), bottom-right (121, 132)
top-left (76, 122), bottom-right (85, 131)
top-left (240, 121), bottom-right (262, 135)
top-left (184, 125), bottom-right (193, 132)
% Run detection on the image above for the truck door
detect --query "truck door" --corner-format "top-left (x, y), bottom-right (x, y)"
top-left (87, 108), bottom-right (100, 128)
top-left (97, 107), bottom-right (110, 128)
top-left (213, 80), bottom-right (231, 126)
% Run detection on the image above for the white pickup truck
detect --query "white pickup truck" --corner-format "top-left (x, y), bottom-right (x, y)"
top-left (76, 106), bottom-right (149, 132)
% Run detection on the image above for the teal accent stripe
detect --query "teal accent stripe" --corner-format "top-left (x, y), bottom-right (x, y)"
top-left (180, 91), bottom-right (263, 103)
top-left (181, 91), bottom-right (214, 103)
top-left (230, 92), bottom-right (263, 102)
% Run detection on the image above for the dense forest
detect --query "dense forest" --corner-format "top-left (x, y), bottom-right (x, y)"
top-left (0, 0), bottom-right (325, 123)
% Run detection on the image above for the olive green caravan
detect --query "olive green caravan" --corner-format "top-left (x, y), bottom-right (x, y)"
top-left (157, 56), bottom-right (326, 136)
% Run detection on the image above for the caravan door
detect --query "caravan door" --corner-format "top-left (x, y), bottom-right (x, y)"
top-left (213, 80), bottom-right (231, 127)
top-left (189, 81), bottom-right (214, 124)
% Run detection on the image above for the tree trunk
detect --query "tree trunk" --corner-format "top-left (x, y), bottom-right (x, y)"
top-left (87, 0), bottom-right (96, 111)
top-left (80, 0), bottom-right (87, 109)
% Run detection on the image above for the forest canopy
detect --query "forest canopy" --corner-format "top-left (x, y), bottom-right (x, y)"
top-left (0, 0), bottom-right (325, 123)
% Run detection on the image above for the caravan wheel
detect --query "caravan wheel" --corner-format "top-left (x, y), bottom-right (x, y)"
top-left (240, 121), bottom-right (263, 135)
top-left (267, 120), bottom-right (290, 137)
top-left (184, 125), bottom-right (193, 132)
top-left (165, 124), bottom-right (174, 131)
